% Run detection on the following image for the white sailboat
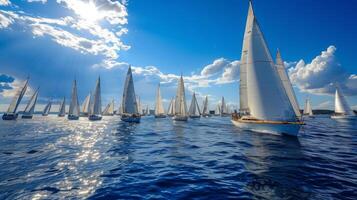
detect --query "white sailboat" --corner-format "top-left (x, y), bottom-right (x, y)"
top-left (81, 92), bottom-right (91, 117)
top-left (121, 65), bottom-right (141, 123)
top-left (215, 104), bottom-right (221, 116)
top-left (331, 88), bottom-right (356, 119)
top-left (188, 92), bottom-right (201, 118)
top-left (137, 96), bottom-right (142, 115)
top-left (220, 97), bottom-right (229, 117)
top-left (167, 98), bottom-right (175, 117)
top-left (117, 103), bottom-right (123, 115)
top-left (58, 97), bottom-right (66, 117)
top-left (22, 87), bottom-right (39, 119)
top-left (303, 98), bottom-right (314, 117)
top-left (173, 75), bottom-right (188, 121)
top-left (201, 96), bottom-right (210, 117)
top-left (103, 99), bottom-right (115, 116)
top-left (231, 1), bottom-right (303, 136)
top-left (2, 78), bottom-right (29, 120)
top-left (155, 84), bottom-right (166, 118)
top-left (42, 99), bottom-right (52, 116)
top-left (68, 79), bottom-right (80, 120)
top-left (89, 77), bottom-right (102, 121)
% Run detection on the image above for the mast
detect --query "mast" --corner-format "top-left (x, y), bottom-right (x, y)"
top-left (155, 84), bottom-right (165, 115)
top-left (90, 77), bottom-right (102, 115)
top-left (175, 75), bottom-right (187, 116)
top-left (68, 79), bottom-right (80, 116)
top-left (335, 88), bottom-right (353, 115)
top-left (122, 65), bottom-right (139, 114)
top-left (23, 87), bottom-right (39, 116)
top-left (7, 78), bottom-right (29, 114)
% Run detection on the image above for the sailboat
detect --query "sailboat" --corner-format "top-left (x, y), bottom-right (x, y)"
top-left (121, 65), bottom-right (141, 123)
top-left (231, 1), bottom-right (303, 136)
top-left (117, 103), bottom-right (123, 115)
top-left (103, 99), bottom-right (115, 116)
top-left (188, 92), bottom-right (201, 118)
top-left (215, 104), bottom-right (221, 116)
top-left (68, 79), bottom-right (80, 120)
top-left (2, 78), bottom-right (29, 120)
top-left (136, 96), bottom-right (143, 116)
top-left (201, 96), bottom-right (210, 117)
top-left (220, 97), bottom-right (229, 117)
top-left (331, 88), bottom-right (356, 119)
top-left (22, 87), bottom-right (39, 119)
top-left (42, 99), bottom-right (52, 116)
top-left (173, 75), bottom-right (188, 121)
top-left (58, 97), bottom-right (66, 117)
top-left (303, 98), bottom-right (314, 117)
top-left (154, 84), bottom-right (166, 118)
top-left (167, 98), bottom-right (175, 117)
top-left (89, 77), bottom-right (102, 121)
top-left (145, 105), bottom-right (149, 116)
top-left (81, 92), bottom-right (91, 117)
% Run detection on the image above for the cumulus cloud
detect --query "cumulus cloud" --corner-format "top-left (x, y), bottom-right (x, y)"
top-left (0, 12), bottom-right (12, 28)
top-left (0, 0), bottom-right (10, 6)
top-left (27, 0), bottom-right (47, 3)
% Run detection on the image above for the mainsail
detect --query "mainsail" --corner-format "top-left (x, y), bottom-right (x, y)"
top-left (220, 97), bottom-right (227, 114)
top-left (7, 78), bottom-right (29, 114)
top-left (335, 88), bottom-right (353, 115)
top-left (202, 96), bottom-right (209, 115)
top-left (240, 1), bottom-right (295, 121)
top-left (155, 84), bottom-right (165, 115)
top-left (188, 92), bottom-right (201, 116)
top-left (68, 79), bottom-right (80, 117)
top-left (43, 100), bottom-right (52, 115)
top-left (81, 93), bottom-right (91, 114)
top-left (90, 77), bottom-right (102, 115)
top-left (58, 97), bottom-right (66, 116)
top-left (276, 50), bottom-right (301, 117)
top-left (175, 76), bottom-right (188, 116)
top-left (303, 99), bottom-right (313, 116)
top-left (103, 100), bottom-right (114, 115)
top-left (215, 104), bottom-right (221, 115)
top-left (167, 98), bottom-right (175, 115)
top-left (23, 88), bottom-right (39, 116)
top-left (122, 66), bottom-right (139, 114)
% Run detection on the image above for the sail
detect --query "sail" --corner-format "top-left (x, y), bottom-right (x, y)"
top-left (68, 80), bottom-right (80, 116)
top-left (202, 96), bottom-right (209, 115)
top-left (136, 96), bottom-right (142, 114)
top-left (167, 98), bottom-right (175, 115)
top-left (90, 77), bottom-right (102, 115)
top-left (276, 50), bottom-right (301, 117)
top-left (59, 97), bottom-right (66, 116)
top-left (7, 78), bottom-right (29, 113)
top-left (122, 66), bottom-right (138, 114)
top-left (335, 88), bottom-right (353, 115)
top-left (103, 100), bottom-right (114, 115)
top-left (81, 93), bottom-right (91, 114)
top-left (220, 97), bottom-right (227, 114)
top-left (242, 1), bottom-right (295, 121)
top-left (175, 76), bottom-right (188, 116)
top-left (189, 92), bottom-right (201, 116)
top-left (43, 100), bottom-right (52, 115)
top-left (215, 104), bottom-right (221, 115)
top-left (23, 88), bottom-right (39, 115)
top-left (303, 99), bottom-right (313, 116)
top-left (155, 84), bottom-right (165, 115)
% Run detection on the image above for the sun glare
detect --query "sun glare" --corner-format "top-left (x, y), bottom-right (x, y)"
top-left (75, 1), bottom-right (102, 23)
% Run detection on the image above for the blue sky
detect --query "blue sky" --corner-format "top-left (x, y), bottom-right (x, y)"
top-left (0, 0), bottom-right (356, 111)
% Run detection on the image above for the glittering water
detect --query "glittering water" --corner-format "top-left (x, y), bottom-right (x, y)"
top-left (0, 115), bottom-right (356, 199)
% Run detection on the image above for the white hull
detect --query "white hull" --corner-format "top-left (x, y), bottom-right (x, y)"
top-left (173, 115), bottom-right (188, 121)
top-left (231, 119), bottom-right (301, 136)
top-left (331, 115), bottom-right (356, 120)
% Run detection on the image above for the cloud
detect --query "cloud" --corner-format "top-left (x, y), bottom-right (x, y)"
top-left (0, 74), bottom-right (33, 98)
top-left (0, 74), bottom-right (15, 83)
top-left (27, 0), bottom-right (47, 3)
top-left (0, 12), bottom-right (12, 28)
top-left (0, 0), bottom-right (10, 6)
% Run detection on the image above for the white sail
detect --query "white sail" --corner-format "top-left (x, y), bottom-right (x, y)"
top-left (241, 1), bottom-right (295, 121)
top-left (43, 100), bottom-right (52, 115)
top-left (68, 80), bottom-right (80, 117)
top-left (81, 93), bottom-right (91, 114)
top-left (215, 104), bottom-right (221, 115)
top-left (103, 100), bottom-right (114, 115)
top-left (174, 76), bottom-right (188, 116)
top-left (7, 78), bottom-right (29, 114)
top-left (59, 97), bottom-right (66, 116)
top-left (23, 88), bottom-right (39, 116)
top-left (136, 96), bottom-right (142, 114)
top-left (303, 99), bottom-right (313, 116)
top-left (188, 92), bottom-right (201, 116)
top-left (220, 97), bottom-right (227, 114)
top-left (202, 96), bottom-right (209, 115)
top-left (167, 98), bottom-right (175, 115)
top-left (89, 77), bottom-right (102, 115)
top-left (155, 84), bottom-right (165, 115)
top-left (335, 88), bottom-right (353, 115)
top-left (122, 66), bottom-right (139, 114)
top-left (276, 50), bottom-right (301, 117)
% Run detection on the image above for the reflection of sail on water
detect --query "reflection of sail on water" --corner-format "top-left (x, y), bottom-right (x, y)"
top-left (7, 78), bottom-right (29, 114)
top-left (68, 80), bottom-right (80, 117)
top-left (23, 88), bottom-right (39, 116)
top-left (335, 88), bottom-right (353, 115)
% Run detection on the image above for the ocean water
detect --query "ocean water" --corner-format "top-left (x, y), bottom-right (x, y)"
top-left (0, 115), bottom-right (356, 200)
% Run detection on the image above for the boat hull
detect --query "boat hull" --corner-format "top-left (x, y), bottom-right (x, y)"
top-left (68, 115), bottom-right (79, 120)
top-left (189, 115), bottom-right (201, 119)
top-left (173, 115), bottom-right (188, 121)
top-left (21, 115), bottom-right (33, 119)
top-left (154, 114), bottom-right (166, 118)
top-left (331, 115), bottom-right (356, 120)
top-left (202, 114), bottom-right (211, 117)
top-left (89, 115), bottom-right (102, 121)
top-left (121, 114), bottom-right (141, 123)
top-left (58, 114), bottom-right (65, 117)
top-left (2, 113), bottom-right (18, 120)
top-left (231, 118), bottom-right (302, 137)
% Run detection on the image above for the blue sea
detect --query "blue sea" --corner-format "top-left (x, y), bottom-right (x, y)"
top-left (0, 115), bottom-right (356, 199)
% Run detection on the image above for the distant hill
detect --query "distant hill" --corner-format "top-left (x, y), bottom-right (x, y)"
top-left (312, 109), bottom-right (334, 115)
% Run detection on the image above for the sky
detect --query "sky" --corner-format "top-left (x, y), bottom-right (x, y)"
top-left (0, 0), bottom-right (356, 112)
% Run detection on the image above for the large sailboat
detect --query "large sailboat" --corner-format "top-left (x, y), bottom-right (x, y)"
top-left (22, 87), bottom-right (39, 119)
top-left (89, 77), bottom-right (102, 121)
top-left (68, 79), bottom-right (80, 120)
top-left (167, 98), bottom-right (175, 117)
top-left (42, 99), bottom-right (52, 116)
top-left (81, 92), bottom-right (91, 117)
top-left (173, 75), bottom-right (188, 121)
top-left (231, 1), bottom-right (303, 136)
top-left (331, 88), bottom-right (356, 119)
top-left (121, 65), bottom-right (141, 123)
top-left (201, 96), bottom-right (210, 117)
top-left (2, 78), bottom-right (29, 120)
top-left (155, 84), bottom-right (166, 118)
top-left (103, 99), bottom-right (115, 116)
top-left (303, 98), bottom-right (314, 117)
top-left (188, 92), bottom-right (201, 118)
top-left (58, 97), bottom-right (66, 117)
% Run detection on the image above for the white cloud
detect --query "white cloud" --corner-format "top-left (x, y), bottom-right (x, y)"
top-left (0, 12), bottom-right (12, 28)
top-left (27, 0), bottom-right (47, 3)
top-left (0, 0), bottom-right (10, 6)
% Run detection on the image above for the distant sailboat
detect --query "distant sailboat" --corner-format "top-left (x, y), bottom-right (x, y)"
top-left (173, 75), bottom-right (188, 121)
top-left (167, 98), bottom-right (175, 117)
top-left (201, 96), bottom-right (210, 117)
top-left (22, 87), bottom-right (39, 119)
top-left (331, 88), bottom-right (356, 119)
top-left (68, 79), bottom-right (80, 120)
top-left (303, 98), bottom-right (314, 117)
top-left (2, 78), bottom-right (29, 120)
top-left (155, 84), bottom-right (166, 118)
top-left (231, 1), bottom-right (303, 136)
top-left (58, 97), bottom-right (66, 117)
top-left (81, 92), bottom-right (91, 117)
top-left (121, 65), bottom-right (141, 123)
top-left (117, 103), bottom-right (123, 115)
top-left (215, 104), bottom-right (221, 116)
top-left (103, 99), bottom-right (114, 116)
top-left (188, 92), bottom-right (201, 118)
top-left (42, 99), bottom-right (52, 116)
top-left (137, 96), bottom-right (142, 115)
top-left (89, 77), bottom-right (102, 121)
top-left (220, 97), bottom-right (229, 117)
top-left (145, 105), bottom-right (149, 116)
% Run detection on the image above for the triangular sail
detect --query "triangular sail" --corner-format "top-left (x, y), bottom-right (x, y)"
top-left (43, 100), bottom-right (52, 115)
top-left (215, 104), bottom-right (221, 115)
top-left (335, 88), bottom-right (353, 115)
top-left (103, 100), bottom-right (114, 115)
top-left (81, 93), bottom-right (91, 114)
top-left (167, 98), bottom-right (175, 115)
top-left (189, 92), bottom-right (201, 116)
top-left (69, 80), bottom-right (80, 116)
top-left (220, 97), bottom-right (227, 114)
top-left (23, 88), bottom-right (39, 115)
top-left (122, 66), bottom-right (138, 114)
top-left (202, 96), bottom-right (209, 115)
top-left (59, 97), bottom-right (66, 116)
top-left (90, 77), bottom-right (102, 115)
top-left (7, 78), bottom-right (29, 113)
top-left (303, 99), bottom-right (313, 116)
top-left (175, 76), bottom-right (187, 116)
top-left (155, 84), bottom-right (165, 115)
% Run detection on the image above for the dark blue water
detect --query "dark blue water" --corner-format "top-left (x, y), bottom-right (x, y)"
top-left (0, 115), bottom-right (356, 199)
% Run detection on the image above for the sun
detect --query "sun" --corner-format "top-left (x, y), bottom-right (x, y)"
top-left (74, 1), bottom-right (102, 23)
